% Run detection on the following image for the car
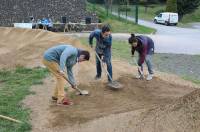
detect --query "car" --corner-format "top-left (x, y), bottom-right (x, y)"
top-left (154, 12), bottom-right (178, 26)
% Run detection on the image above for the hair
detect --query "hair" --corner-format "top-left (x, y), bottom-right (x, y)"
top-left (128, 33), bottom-right (137, 44)
top-left (80, 50), bottom-right (90, 61)
top-left (101, 24), bottom-right (111, 33)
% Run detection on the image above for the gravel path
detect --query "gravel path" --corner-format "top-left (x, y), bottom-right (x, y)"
top-left (153, 53), bottom-right (200, 81)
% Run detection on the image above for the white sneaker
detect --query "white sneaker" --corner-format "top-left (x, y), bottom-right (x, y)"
top-left (146, 74), bottom-right (153, 81)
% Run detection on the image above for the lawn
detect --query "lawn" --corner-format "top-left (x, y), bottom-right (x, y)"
top-left (111, 4), bottom-right (166, 21)
top-left (0, 67), bottom-right (48, 132)
top-left (181, 6), bottom-right (200, 23)
top-left (86, 2), bottom-right (156, 34)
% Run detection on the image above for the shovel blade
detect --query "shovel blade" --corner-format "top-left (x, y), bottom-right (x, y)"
top-left (76, 90), bottom-right (89, 96)
top-left (107, 81), bottom-right (123, 89)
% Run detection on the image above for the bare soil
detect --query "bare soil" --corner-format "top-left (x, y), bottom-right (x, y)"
top-left (0, 28), bottom-right (200, 132)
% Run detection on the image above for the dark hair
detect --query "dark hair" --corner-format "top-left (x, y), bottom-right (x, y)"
top-left (80, 50), bottom-right (90, 60)
top-left (102, 24), bottom-right (111, 33)
top-left (128, 33), bottom-right (137, 44)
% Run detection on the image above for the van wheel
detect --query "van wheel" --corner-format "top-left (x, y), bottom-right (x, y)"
top-left (154, 19), bottom-right (157, 24)
top-left (165, 21), bottom-right (169, 26)
top-left (174, 23), bottom-right (177, 26)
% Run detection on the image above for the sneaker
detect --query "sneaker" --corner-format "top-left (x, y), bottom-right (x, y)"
top-left (146, 74), bottom-right (153, 81)
top-left (57, 98), bottom-right (73, 106)
top-left (95, 75), bottom-right (101, 80)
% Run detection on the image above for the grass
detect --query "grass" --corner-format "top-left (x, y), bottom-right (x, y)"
top-left (0, 67), bottom-right (48, 132)
top-left (86, 2), bottom-right (156, 34)
top-left (111, 4), bottom-right (166, 21)
top-left (182, 76), bottom-right (200, 85)
top-left (181, 7), bottom-right (200, 23)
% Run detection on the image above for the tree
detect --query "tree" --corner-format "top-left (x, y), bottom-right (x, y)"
top-left (166, 0), bottom-right (177, 12)
top-left (177, 0), bottom-right (200, 19)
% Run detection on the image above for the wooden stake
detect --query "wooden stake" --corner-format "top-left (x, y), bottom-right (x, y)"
top-left (0, 115), bottom-right (22, 123)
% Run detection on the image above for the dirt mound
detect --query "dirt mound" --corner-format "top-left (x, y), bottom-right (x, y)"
top-left (0, 28), bottom-right (199, 132)
top-left (0, 27), bottom-right (85, 69)
top-left (128, 89), bottom-right (200, 132)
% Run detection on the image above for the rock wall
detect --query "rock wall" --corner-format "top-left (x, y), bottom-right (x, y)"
top-left (0, 0), bottom-right (97, 26)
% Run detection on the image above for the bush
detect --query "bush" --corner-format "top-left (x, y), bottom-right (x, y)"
top-left (155, 9), bottom-right (165, 15)
top-left (177, 0), bottom-right (200, 19)
top-left (166, 0), bottom-right (177, 12)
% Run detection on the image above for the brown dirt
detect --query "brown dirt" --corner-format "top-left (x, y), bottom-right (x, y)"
top-left (1, 28), bottom-right (200, 132)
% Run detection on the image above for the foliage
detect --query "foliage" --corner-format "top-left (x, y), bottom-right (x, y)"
top-left (177, 0), bottom-right (200, 19)
top-left (166, 0), bottom-right (177, 12)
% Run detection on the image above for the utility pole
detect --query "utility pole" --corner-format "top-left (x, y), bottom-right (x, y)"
top-left (135, 0), bottom-right (139, 24)
top-left (104, 0), bottom-right (109, 16)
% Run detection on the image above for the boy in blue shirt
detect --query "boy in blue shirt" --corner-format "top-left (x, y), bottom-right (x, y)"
top-left (89, 25), bottom-right (113, 82)
top-left (43, 44), bottom-right (90, 106)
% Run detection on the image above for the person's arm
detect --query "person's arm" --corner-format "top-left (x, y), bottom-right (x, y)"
top-left (131, 46), bottom-right (136, 57)
top-left (89, 31), bottom-right (96, 48)
top-left (66, 66), bottom-right (76, 86)
top-left (138, 45), bottom-right (147, 66)
top-left (59, 47), bottom-right (76, 72)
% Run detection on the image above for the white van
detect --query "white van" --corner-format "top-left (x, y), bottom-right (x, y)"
top-left (154, 12), bottom-right (178, 26)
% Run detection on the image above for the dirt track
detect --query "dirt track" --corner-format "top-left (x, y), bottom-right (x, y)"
top-left (1, 28), bottom-right (200, 132)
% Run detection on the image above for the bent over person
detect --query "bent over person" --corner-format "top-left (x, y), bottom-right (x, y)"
top-left (128, 34), bottom-right (155, 81)
top-left (42, 44), bottom-right (90, 106)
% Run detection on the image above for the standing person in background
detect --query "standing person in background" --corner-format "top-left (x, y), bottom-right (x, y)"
top-left (89, 25), bottom-right (113, 83)
top-left (128, 33), bottom-right (155, 81)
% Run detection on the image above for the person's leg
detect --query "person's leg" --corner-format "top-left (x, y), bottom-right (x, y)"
top-left (145, 55), bottom-right (154, 80)
top-left (145, 55), bottom-right (154, 74)
top-left (42, 59), bottom-right (65, 102)
top-left (95, 53), bottom-right (102, 78)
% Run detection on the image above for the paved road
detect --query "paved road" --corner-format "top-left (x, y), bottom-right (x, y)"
top-left (111, 12), bottom-right (200, 55)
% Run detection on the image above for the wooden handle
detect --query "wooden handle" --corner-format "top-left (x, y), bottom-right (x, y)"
top-left (0, 115), bottom-right (22, 123)
top-left (94, 50), bottom-right (113, 82)
top-left (61, 74), bottom-right (82, 93)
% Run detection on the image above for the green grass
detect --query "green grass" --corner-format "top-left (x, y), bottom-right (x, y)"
top-left (86, 2), bottom-right (156, 34)
top-left (111, 4), bottom-right (166, 21)
top-left (0, 67), bottom-right (48, 132)
top-left (181, 7), bottom-right (200, 23)
top-left (182, 76), bottom-right (200, 85)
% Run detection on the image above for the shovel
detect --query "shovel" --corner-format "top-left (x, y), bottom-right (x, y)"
top-left (61, 73), bottom-right (89, 95)
top-left (133, 57), bottom-right (144, 79)
top-left (94, 51), bottom-right (123, 89)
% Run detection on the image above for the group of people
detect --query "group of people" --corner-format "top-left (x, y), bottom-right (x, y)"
top-left (42, 25), bottom-right (155, 106)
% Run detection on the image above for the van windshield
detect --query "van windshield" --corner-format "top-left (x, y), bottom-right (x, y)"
top-left (158, 14), bottom-right (162, 17)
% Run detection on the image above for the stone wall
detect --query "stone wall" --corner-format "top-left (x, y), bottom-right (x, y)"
top-left (0, 0), bottom-right (97, 26)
